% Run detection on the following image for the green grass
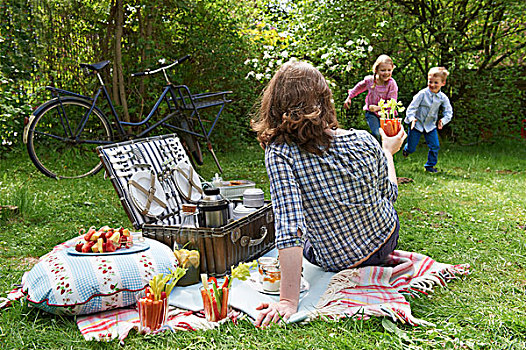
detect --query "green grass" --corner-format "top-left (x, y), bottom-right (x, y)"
top-left (1, 136), bottom-right (525, 349)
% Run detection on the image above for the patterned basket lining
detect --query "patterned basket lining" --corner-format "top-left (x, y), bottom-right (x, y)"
top-left (97, 134), bottom-right (191, 228)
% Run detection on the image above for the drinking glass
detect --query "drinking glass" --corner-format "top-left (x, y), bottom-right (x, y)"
top-left (380, 118), bottom-right (402, 137)
top-left (137, 291), bottom-right (168, 333)
top-left (200, 286), bottom-right (229, 322)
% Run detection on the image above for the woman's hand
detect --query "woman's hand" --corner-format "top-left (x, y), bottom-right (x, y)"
top-left (254, 246), bottom-right (302, 328)
top-left (437, 119), bottom-right (443, 130)
top-left (380, 127), bottom-right (407, 155)
top-left (255, 299), bottom-right (298, 327)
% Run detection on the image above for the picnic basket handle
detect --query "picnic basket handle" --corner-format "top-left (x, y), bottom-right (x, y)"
top-left (239, 225), bottom-right (268, 247)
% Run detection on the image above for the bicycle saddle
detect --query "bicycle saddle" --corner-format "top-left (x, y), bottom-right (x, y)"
top-left (80, 60), bottom-right (110, 71)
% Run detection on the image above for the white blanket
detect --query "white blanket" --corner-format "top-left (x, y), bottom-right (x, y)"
top-left (168, 249), bottom-right (335, 323)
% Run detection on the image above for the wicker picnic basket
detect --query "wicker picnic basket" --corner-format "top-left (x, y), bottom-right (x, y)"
top-left (96, 133), bottom-right (275, 276)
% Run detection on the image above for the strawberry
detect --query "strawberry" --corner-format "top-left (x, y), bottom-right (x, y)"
top-left (75, 242), bottom-right (84, 252)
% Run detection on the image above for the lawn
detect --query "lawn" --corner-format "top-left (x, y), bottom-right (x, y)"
top-left (1, 135), bottom-right (525, 349)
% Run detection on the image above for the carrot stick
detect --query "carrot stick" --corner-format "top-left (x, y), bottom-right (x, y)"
top-left (220, 287), bottom-right (229, 319)
top-left (149, 301), bottom-right (155, 330)
top-left (200, 288), bottom-right (211, 320)
top-left (152, 300), bottom-right (161, 330)
top-left (143, 299), bottom-right (150, 330)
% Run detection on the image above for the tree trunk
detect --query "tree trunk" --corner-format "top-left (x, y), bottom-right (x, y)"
top-left (114, 0), bottom-right (130, 123)
top-left (102, 1), bottom-right (116, 92)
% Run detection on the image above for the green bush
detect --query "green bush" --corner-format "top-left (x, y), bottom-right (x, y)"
top-left (1, 0), bottom-right (525, 157)
top-left (0, 75), bottom-right (30, 154)
top-left (449, 67), bottom-right (524, 143)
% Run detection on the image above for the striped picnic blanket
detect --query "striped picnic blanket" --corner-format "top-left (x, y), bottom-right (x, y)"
top-left (310, 250), bottom-right (470, 325)
top-left (75, 250), bottom-right (469, 342)
top-left (77, 307), bottom-right (238, 343)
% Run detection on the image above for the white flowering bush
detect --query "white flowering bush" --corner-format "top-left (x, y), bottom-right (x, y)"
top-left (244, 47), bottom-right (291, 82)
top-left (243, 21), bottom-right (293, 83)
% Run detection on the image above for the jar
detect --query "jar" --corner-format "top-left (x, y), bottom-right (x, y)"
top-left (174, 204), bottom-right (199, 250)
top-left (243, 188), bottom-right (265, 208)
top-left (233, 204), bottom-right (256, 220)
top-left (212, 173), bottom-right (223, 188)
top-left (174, 204), bottom-right (200, 286)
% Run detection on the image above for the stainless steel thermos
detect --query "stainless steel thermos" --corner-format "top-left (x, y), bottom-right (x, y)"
top-left (197, 187), bottom-right (229, 228)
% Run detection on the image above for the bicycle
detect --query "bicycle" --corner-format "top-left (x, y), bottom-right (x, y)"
top-left (22, 55), bottom-right (232, 179)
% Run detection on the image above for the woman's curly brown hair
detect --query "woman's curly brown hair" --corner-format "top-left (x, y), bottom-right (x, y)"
top-left (251, 61), bottom-right (338, 155)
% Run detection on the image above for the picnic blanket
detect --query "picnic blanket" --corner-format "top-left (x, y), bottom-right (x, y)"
top-left (310, 250), bottom-right (470, 325)
top-left (76, 307), bottom-right (240, 344)
top-left (75, 249), bottom-right (469, 342)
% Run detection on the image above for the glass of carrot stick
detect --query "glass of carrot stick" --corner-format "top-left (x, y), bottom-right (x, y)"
top-left (137, 267), bottom-right (186, 333)
top-left (137, 291), bottom-right (168, 333)
top-left (200, 261), bottom-right (256, 322)
top-left (200, 275), bottom-right (230, 322)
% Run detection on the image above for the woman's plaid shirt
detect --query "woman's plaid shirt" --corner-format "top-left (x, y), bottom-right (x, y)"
top-left (265, 129), bottom-right (398, 272)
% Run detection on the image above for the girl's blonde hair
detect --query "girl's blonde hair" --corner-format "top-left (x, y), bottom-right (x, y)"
top-left (428, 67), bottom-right (449, 82)
top-left (251, 61), bottom-right (338, 155)
top-left (372, 54), bottom-right (395, 88)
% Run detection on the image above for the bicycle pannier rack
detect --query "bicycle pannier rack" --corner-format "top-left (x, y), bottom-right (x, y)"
top-left (97, 133), bottom-right (275, 276)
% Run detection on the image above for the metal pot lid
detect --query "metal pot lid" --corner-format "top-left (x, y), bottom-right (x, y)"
top-left (199, 187), bottom-right (228, 206)
top-left (198, 197), bottom-right (229, 207)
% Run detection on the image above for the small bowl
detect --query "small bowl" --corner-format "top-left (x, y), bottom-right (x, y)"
top-left (233, 204), bottom-right (256, 220)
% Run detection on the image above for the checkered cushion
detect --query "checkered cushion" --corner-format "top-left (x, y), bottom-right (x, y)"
top-left (21, 236), bottom-right (176, 315)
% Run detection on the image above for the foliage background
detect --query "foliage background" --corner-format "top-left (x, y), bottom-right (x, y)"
top-left (0, 0), bottom-right (525, 154)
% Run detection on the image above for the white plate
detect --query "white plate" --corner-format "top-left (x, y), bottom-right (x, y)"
top-left (128, 171), bottom-right (167, 217)
top-left (67, 241), bottom-right (150, 256)
top-left (173, 161), bottom-right (203, 202)
top-left (246, 271), bottom-right (310, 295)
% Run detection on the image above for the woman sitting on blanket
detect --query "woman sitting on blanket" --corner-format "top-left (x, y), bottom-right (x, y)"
top-left (251, 61), bottom-right (407, 327)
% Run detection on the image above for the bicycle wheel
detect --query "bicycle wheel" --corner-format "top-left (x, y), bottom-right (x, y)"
top-left (27, 98), bottom-right (113, 179)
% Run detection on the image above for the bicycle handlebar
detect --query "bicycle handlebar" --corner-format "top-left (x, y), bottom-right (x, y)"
top-left (131, 55), bottom-right (190, 77)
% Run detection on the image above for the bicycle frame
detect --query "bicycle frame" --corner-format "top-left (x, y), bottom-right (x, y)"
top-left (47, 74), bottom-right (225, 144)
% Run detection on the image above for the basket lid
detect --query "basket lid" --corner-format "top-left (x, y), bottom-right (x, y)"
top-left (97, 133), bottom-right (193, 229)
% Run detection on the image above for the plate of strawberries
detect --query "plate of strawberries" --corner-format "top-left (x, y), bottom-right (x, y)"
top-left (68, 225), bottom-right (150, 256)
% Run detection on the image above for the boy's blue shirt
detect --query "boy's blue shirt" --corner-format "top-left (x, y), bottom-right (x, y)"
top-left (404, 87), bottom-right (453, 132)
